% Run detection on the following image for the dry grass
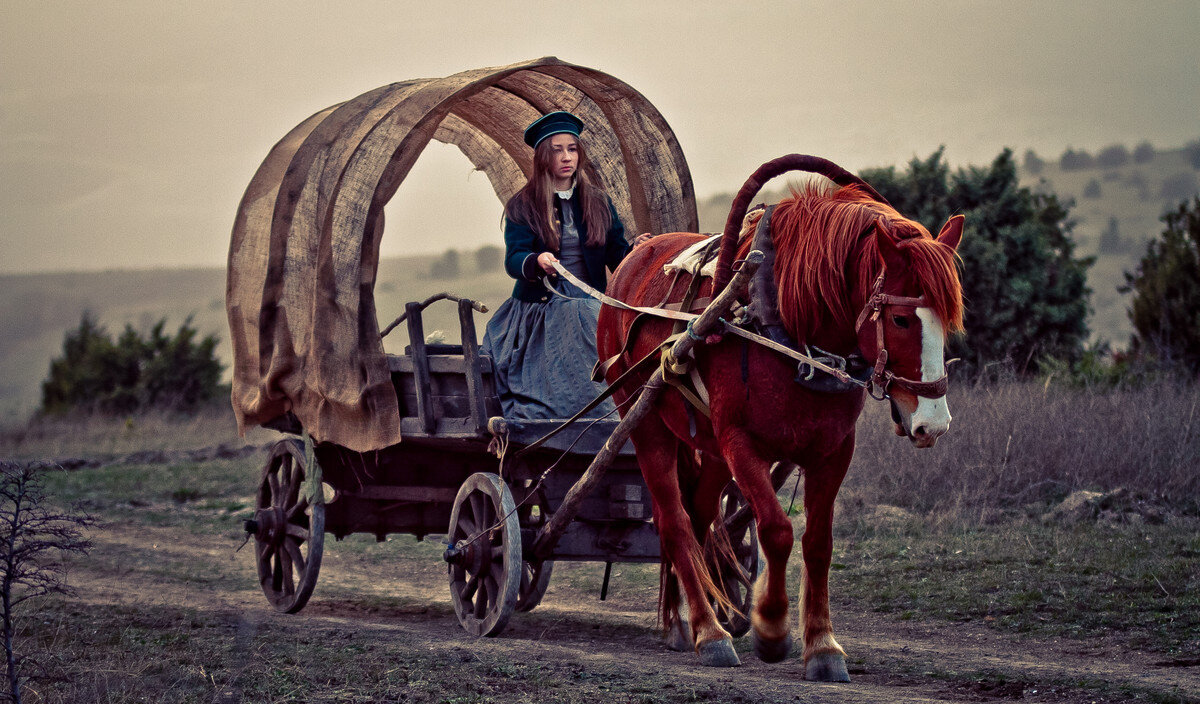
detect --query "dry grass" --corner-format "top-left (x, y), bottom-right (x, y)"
top-left (843, 378), bottom-right (1200, 522)
top-left (0, 405), bottom-right (277, 461)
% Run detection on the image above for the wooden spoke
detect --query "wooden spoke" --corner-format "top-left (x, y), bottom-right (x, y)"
top-left (285, 523), bottom-right (310, 540)
top-left (715, 483), bottom-right (761, 638)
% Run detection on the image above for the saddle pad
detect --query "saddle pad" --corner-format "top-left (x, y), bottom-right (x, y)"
top-left (663, 234), bottom-right (722, 278)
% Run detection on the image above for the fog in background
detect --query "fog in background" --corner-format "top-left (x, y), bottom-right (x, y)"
top-left (3, 1), bottom-right (1198, 274)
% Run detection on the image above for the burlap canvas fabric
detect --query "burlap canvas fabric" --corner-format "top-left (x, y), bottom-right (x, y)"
top-left (227, 57), bottom-right (699, 452)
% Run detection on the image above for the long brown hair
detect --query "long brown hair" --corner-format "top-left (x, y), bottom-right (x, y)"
top-left (505, 134), bottom-right (612, 250)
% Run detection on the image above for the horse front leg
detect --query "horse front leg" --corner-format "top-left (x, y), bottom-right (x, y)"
top-left (720, 429), bottom-right (794, 663)
top-left (799, 439), bottom-right (853, 682)
top-left (632, 414), bottom-right (739, 667)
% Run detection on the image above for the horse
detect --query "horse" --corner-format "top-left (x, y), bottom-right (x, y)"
top-left (596, 155), bottom-right (964, 678)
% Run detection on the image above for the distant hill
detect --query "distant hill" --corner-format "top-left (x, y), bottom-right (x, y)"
top-left (1017, 145), bottom-right (1199, 349)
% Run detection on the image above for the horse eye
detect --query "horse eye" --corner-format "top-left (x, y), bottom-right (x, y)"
top-left (891, 314), bottom-right (910, 329)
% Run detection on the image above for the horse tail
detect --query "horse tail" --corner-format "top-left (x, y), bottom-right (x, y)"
top-left (703, 506), bottom-right (744, 620)
top-left (659, 558), bottom-right (679, 631)
top-left (659, 531), bottom-right (738, 630)
top-left (712, 154), bottom-right (891, 294)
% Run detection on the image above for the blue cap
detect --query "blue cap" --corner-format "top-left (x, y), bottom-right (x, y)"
top-left (523, 111), bottom-right (584, 148)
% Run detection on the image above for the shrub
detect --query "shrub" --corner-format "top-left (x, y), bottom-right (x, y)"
top-left (41, 314), bottom-right (224, 415)
top-left (1082, 179), bottom-right (1101, 198)
top-left (1121, 196), bottom-right (1200, 375)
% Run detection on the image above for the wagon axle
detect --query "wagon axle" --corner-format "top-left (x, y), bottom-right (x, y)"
top-left (442, 537), bottom-right (492, 575)
top-left (244, 506), bottom-right (289, 547)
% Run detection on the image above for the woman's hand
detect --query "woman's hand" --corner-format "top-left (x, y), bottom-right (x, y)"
top-left (633, 232), bottom-right (653, 247)
top-left (537, 251), bottom-right (559, 275)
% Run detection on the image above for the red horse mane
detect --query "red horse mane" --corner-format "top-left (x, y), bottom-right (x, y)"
top-left (736, 183), bottom-right (964, 342)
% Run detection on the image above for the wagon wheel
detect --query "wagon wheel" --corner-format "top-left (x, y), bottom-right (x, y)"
top-left (516, 559), bottom-right (553, 612)
top-left (248, 438), bottom-right (324, 614)
top-left (715, 483), bottom-right (761, 638)
top-left (446, 472), bottom-right (521, 636)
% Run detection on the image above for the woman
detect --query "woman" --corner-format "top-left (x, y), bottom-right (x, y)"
top-left (482, 111), bottom-right (646, 419)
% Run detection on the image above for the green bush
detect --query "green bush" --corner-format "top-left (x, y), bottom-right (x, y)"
top-left (41, 314), bottom-right (225, 415)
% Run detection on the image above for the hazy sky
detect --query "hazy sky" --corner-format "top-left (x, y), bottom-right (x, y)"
top-left (3, 1), bottom-right (1198, 274)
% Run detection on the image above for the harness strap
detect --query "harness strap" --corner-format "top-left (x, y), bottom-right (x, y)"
top-left (549, 261), bottom-right (865, 387)
top-left (545, 266), bottom-right (696, 322)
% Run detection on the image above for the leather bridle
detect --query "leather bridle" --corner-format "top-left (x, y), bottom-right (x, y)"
top-left (854, 271), bottom-right (949, 401)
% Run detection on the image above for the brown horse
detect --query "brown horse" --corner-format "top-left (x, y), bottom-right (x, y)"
top-left (596, 157), bottom-right (964, 677)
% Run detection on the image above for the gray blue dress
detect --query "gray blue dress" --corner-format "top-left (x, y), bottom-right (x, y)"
top-left (481, 189), bottom-right (630, 420)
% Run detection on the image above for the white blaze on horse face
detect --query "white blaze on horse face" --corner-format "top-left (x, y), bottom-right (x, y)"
top-left (911, 307), bottom-right (952, 444)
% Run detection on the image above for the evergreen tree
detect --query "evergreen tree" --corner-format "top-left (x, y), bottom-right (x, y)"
top-left (862, 148), bottom-right (1092, 375)
top-left (1120, 197), bottom-right (1200, 374)
top-left (430, 249), bottom-right (461, 279)
top-left (1098, 217), bottom-right (1125, 254)
top-left (1022, 149), bottom-right (1045, 175)
top-left (1133, 141), bottom-right (1155, 164)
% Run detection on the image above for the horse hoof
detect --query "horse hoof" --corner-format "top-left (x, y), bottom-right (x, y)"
top-left (666, 619), bottom-right (692, 652)
top-left (752, 632), bottom-right (793, 663)
top-left (697, 639), bottom-right (741, 667)
top-left (805, 652), bottom-right (850, 682)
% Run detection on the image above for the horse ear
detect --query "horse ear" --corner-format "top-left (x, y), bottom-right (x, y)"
top-left (874, 224), bottom-right (906, 272)
top-left (937, 214), bottom-right (964, 251)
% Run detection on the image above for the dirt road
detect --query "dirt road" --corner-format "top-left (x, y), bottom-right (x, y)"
top-left (63, 519), bottom-right (1198, 703)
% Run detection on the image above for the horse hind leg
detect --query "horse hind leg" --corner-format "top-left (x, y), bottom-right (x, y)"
top-left (662, 568), bottom-right (692, 652)
top-left (632, 415), bottom-right (739, 667)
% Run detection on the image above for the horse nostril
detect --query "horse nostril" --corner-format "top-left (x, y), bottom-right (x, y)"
top-left (913, 425), bottom-right (927, 437)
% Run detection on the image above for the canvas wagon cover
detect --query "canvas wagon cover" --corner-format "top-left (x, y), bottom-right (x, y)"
top-left (227, 57), bottom-right (698, 452)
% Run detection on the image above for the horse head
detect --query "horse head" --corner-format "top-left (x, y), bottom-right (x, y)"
top-left (858, 214), bottom-right (964, 448)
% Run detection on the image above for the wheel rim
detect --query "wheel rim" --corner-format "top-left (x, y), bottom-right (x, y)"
top-left (716, 484), bottom-right (760, 637)
top-left (253, 438), bottom-right (324, 614)
top-left (447, 473), bottom-right (521, 636)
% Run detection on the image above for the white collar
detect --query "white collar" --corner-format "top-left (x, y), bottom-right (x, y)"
top-left (555, 180), bottom-right (576, 200)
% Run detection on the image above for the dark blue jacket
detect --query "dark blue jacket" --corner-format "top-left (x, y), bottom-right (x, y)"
top-left (503, 194), bottom-right (630, 302)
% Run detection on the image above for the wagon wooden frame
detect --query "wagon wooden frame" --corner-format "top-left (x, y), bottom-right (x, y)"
top-left (228, 59), bottom-right (760, 637)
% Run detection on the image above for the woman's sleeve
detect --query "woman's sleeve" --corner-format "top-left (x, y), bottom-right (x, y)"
top-left (504, 216), bottom-right (544, 282)
top-left (604, 198), bottom-right (631, 271)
